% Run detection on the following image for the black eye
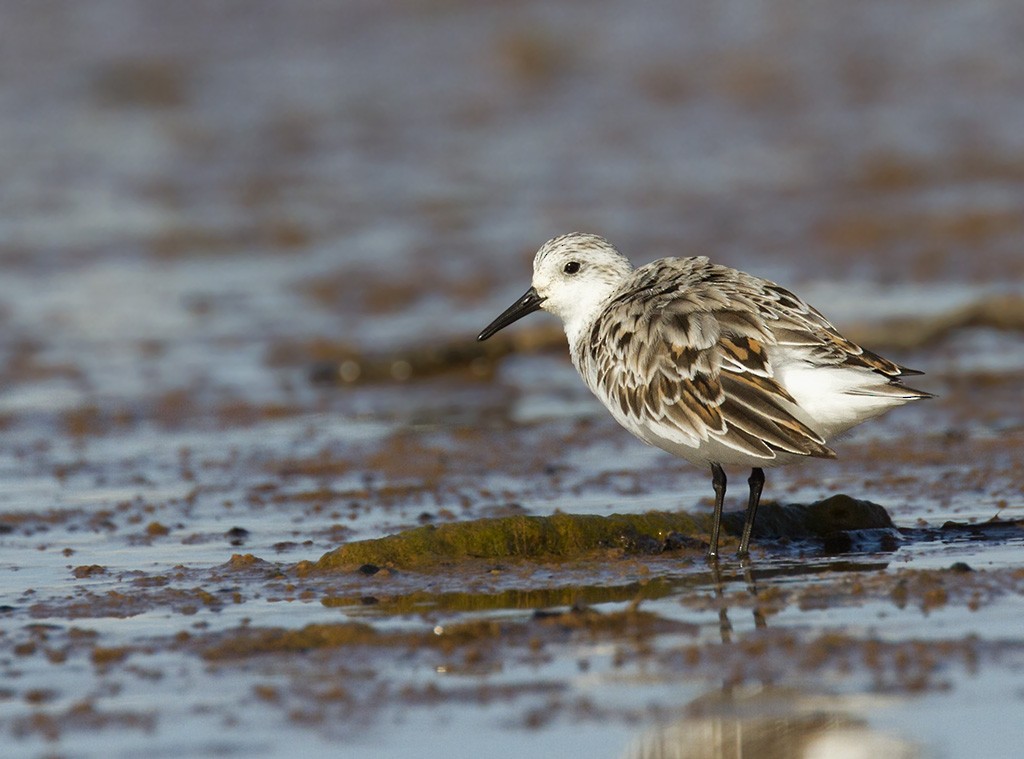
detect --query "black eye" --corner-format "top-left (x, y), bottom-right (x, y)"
top-left (563, 261), bottom-right (581, 274)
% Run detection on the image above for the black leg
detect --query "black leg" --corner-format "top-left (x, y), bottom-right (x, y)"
top-left (738, 467), bottom-right (765, 557)
top-left (707, 463), bottom-right (727, 560)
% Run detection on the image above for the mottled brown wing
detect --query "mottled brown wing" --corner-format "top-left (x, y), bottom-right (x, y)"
top-left (585, 277), bottom-right (834, 461)
top-left (752, 283), bottom-right (923, 381)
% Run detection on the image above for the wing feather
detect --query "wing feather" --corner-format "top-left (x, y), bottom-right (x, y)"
top-left (580, 260), bottom-right (840, 461)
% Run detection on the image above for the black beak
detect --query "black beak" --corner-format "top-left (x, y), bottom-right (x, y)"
top-left (477, 287), bottom-right (545, 341)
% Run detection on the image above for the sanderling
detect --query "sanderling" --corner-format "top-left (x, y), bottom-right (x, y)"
top-left (478, 232), bottom-right (933, 559)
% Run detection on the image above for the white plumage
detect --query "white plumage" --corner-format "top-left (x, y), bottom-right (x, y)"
top-left (479, 233), bottom-right (932, 558)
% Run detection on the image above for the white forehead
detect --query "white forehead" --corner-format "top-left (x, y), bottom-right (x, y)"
top-left (533, 232), bottom-right (622, 271)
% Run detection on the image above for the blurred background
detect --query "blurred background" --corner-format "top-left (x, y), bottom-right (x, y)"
top-left (2, 2), bottom-right (1024, 757)
top-left (2, 1), bottom-right (1022, 409)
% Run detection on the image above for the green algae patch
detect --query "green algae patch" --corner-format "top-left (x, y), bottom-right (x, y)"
top-left (313, 497), bottom-right (895, 571)
top-left (315, 511), bottom-right (704, 570)
top-left (321, 576), bottom-right (687, 615)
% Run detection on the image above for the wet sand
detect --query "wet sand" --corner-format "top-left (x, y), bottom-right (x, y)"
top-left (2, 2), bottom-right (1024, 758)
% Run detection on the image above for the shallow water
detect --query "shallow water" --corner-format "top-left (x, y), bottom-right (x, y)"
top-left (2, 2), bottom-right (1024, 758)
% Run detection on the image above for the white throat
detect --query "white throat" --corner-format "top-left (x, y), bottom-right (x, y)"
top-left (547, 282), bottom-right (619, 362)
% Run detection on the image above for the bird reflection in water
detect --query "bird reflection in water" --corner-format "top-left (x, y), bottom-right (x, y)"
top-left (622, 563), bottom-right (917, 759)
